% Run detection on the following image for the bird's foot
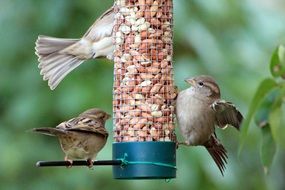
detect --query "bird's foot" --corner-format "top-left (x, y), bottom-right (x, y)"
top-left (87, 159), bottom-right (94, 169)
top-left (64, 156), bottom-right (73, 168)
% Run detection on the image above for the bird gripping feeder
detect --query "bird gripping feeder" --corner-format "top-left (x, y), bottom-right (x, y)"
top-left (112, 0), bottom-right (177, 179)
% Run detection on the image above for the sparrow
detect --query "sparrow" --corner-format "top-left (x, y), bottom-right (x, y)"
top-left (32, 108), bottom-right (111, 167)
top-left (35, 7), bottom-right (114, 90)
top-left (176, 75), bottom-right (243, 175)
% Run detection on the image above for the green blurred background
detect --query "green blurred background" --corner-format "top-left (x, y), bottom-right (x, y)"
top-left (0, 0), bottom-right (285, 189)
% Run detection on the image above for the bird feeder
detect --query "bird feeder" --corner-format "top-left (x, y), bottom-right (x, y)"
top-left (112, 0), bottom-right (177, 179)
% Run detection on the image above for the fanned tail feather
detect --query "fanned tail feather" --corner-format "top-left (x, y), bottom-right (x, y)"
top-left (204, 135), bottom-right (228, 176)
top-left (35, 35), bottom-right (83, 90)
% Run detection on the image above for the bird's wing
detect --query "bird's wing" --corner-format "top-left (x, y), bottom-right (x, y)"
top-left (58, 117), bottom-right (109, 138)
top-left (211, 99), bottom-right (243, 130)
top-left (83, 7), bottom-right (114, 41)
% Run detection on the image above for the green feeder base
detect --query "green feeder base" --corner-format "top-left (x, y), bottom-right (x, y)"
top-left (112, 141), bottom-right (176, 179)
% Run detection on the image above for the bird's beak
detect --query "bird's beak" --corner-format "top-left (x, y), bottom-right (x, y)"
top-left (185, 78), bottom-right (196, 86)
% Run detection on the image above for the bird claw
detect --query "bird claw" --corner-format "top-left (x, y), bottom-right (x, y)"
top-left (64, 157), bottom-right (73, 168)
top-left (87, 159), bottom-right (94, 169)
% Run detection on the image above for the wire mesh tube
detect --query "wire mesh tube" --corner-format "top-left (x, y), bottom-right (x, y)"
top-left (113, 0), bottom-right (176, 143)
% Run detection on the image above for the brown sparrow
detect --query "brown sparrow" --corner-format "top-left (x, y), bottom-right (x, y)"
top-left (35, 7), bottom-right (114, 90)
top-left (176, 75), bottom-right (243, 175)
top-left (32, 108), bottom-right (111, 167)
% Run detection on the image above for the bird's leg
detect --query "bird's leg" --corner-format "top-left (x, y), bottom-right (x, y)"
top-left (176, 142), bottom-right (179, 149)
top-left (64, 156), bottom-right (73, 168)
top-left (87, 159), bottom-right (94, 169)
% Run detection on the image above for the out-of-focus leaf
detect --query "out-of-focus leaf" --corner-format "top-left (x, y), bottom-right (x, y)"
top-left (254, 90), bottom-right (279, 128)
top-left (260, 125), bottom-right (276, 174)
top-left (270, 45), bottom-right (285, 79)
top-left (254, 108), bottom-right (268, 128)
top-left (269, 89), bottom-right (284, 144)
top-left (254, 90), bottom-right (280, 174)
top-left (239, 78), bottom-right (277, 153)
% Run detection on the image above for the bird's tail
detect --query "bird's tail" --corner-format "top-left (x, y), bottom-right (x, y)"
top-left (31, 127), bottom-right (67, 137)
top-left (35, 35), bottom-right (84, 90)
top-left (204, 135), bottom-right (228, 176)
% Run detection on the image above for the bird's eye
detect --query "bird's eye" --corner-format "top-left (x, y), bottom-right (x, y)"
top-left (198, 82), bottom-right (204, 86)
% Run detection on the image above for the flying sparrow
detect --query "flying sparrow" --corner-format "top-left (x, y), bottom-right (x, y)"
top-left (176, 75), bottom-right (243, 175)
top-left (35, 7), bottom-right (114, 90)
top-left (32, 108), bottom-right (111, 167)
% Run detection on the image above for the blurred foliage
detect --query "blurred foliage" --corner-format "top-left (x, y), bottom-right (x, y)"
top-left (240, 44), bottom-right (285, 175)
top-left (0, 0), bottom-right (285, 189)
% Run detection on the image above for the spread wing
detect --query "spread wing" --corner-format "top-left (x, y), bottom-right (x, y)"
top-left (56, 117), bottom-right (108, 138)
top-left (83, 7), bottom-right (114, 41)
top-left (211, 100), bottom-right (243, 130)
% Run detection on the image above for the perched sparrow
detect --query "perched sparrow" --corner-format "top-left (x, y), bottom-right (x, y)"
top-left (32, 108), bottom-right (111, 167)
top-left (176, 75), bottom-right (243, 175)
top-left (35, 7), bottom-right (114, 90)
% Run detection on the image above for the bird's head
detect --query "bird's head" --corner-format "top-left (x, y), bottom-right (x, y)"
top-left (80, 108), bottom-right (111, 122)
top-left (185, 75), bottom-right (221, 99)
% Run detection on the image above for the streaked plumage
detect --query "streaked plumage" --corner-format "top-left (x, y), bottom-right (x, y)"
top-left (35, 7), bottom-right (114, 90)
top-left (32, 108), bottom-right (111, 167)
top-left (176, 75), bottom-right (243, 175)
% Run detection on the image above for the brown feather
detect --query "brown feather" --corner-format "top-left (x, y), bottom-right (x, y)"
top-left (212, 100), bottom-right (243, 130)
top-left (32, 127), bottom-right (67, 136)
top-left (203, 135), bottom-right (228, 176)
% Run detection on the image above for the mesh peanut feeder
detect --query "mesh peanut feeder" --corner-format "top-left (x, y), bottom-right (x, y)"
top-left (112, 0), bottom-right (177, 179)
